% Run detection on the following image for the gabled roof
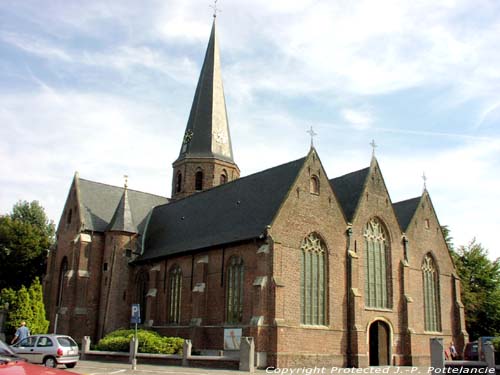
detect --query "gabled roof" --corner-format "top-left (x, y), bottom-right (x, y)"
top-left (78, 179), bottom-right (168, 234)
top-left (329, 167), bottom-right (370, 222)
top-left (107, 188), bottom-right (138, 233)
top-left (393, 196), bottom-right (421, 232)
top-left (175, 19), bottom-right (235, 164)
top-left (139, 157), bottom-right (306, 262)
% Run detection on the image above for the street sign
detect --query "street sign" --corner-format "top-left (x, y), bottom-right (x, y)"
top-left (131, 304), bottom-right (141, 324)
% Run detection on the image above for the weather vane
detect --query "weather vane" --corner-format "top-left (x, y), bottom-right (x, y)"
top-left (306, 126), bottom-right (317, 147)
top-left (422, 172), bottom-right (427, 190)
top-left (124, 174), bottom-right (129, 189)
top-left (209, 0), bottom-right (221, 18)
top-left (370, 139), bottom-right (377, 156)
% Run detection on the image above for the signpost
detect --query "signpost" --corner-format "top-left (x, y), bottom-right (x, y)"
top-left (130, 304), bottom-right (140, 369)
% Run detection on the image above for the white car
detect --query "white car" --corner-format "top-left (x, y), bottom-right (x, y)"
top-left (10, 334), bottom-right (79, 368)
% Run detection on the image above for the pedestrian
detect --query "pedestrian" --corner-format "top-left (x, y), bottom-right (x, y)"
top-left (11, 321), bottom-right (30, 344)
top-left (449, 341), bottom-right (458, 360)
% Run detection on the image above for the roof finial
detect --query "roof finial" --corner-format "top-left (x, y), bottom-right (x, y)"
top-left (422, 172), bottom-right (427, 191)
top-left (209, 0), bottom-right (221, 18)
top-left (370, 139), bottom-right (377, 156)
top-left (307, 126), bottom-right (317, 148)
top-left (124, 174), bottom-right (128, 189)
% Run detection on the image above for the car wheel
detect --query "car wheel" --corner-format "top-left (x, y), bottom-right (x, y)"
top-left (66, 362), bottom-right (77, 368)
top-left (43, 356), bottom-right (57, 368)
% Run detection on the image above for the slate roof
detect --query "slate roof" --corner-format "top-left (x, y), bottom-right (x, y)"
top-left (393, 196), bottom-right (421, 232)
top-left (139, 157), bottom-right (306, 262)
top-left (107, 188), bottom-right (138, 233)
top-left (78, 179), bottom-right (168, 234)
top-left (329, 167), bottom-right (370, 222)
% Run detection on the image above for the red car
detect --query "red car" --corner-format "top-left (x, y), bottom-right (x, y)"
top-left (0, 340), bottom-right (79, 375)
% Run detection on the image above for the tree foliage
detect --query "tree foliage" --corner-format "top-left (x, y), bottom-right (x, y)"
top-left (0, 200), bottom-right (55, 290)
top-left (452, 239), bottom-right (500, 340)
top-left (0, 278), bottom-right (49, 336)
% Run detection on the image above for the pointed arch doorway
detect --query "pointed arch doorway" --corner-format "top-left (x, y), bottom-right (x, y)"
top-left (369, 320), bottom-right (391, 366)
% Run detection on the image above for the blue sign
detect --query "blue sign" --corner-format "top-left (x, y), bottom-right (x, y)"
top-left (131, 304), bottom-right (141, 324)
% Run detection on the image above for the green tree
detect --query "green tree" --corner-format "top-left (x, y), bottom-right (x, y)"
top-left (29, 278), bottom-right (49, 334)
top-left (0, 200), bottom-right (55, 290)
top-left (441, 225), bottom-right (454, 252)
top-left (452, 239), bottom-right (500, 339)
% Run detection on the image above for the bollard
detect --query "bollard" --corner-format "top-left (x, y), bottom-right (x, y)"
top-left (81, 336), bottom-right (90, 360)
top-left (239, 336), bottom-right (255, 372)
top-left (129, 336), bottom-right (138, 369)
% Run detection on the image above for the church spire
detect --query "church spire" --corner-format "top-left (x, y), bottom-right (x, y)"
top-left (107, 180), bottom-right (137, 233)
top-left (172, 18), bottom-right (240, 200)
top-left (176, 19), bottom-right (234, 164)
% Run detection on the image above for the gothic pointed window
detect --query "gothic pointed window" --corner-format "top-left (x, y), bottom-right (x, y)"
top-left (220, 170), bottom-right (228, 185)
top-left (300, 233), bottom-right (327, 325)
top-left (226, 256), bottom-right (244, 324)
top-left (195, 170), bottom-right (203, 191)
top-left (136, 272), bottom-right (149, 323)
top-left (364, 218), bottom-right (391, 309)
top-left (56, 257), bottom-right (68, 307)
top-left (310, 175), bottom-right (320, 194)
top-left (167, 265), bottom-right (182, 324)
top-left (422, 254), bottom-right (441, 332)
top-left (176, 172), bottom-right (182, 193)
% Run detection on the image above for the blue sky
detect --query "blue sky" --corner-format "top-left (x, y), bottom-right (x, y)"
top-left (1, 0), bottom-right (499, 259)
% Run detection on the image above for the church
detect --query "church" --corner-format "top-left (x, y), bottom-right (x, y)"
top-left (43, 17), bottom-right (467, 368)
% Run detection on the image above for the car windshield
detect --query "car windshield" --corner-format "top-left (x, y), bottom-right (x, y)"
top-left (0, 340), bottom-right (21, 363)
top-left (57, 337), bottom-right (77, 347)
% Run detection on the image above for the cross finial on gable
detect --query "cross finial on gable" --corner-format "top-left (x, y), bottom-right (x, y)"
top-left (422, 172), bottom-right (427, 191)
top-left (370, 139), bottom-right (377, 156)
top-left (307, 126), bottom-right (317, 148)
top-left (209, 0), bottom-right (221, 18)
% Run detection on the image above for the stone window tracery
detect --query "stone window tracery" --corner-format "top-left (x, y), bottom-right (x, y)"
top-left (226, 256), bottom-right (244, 324)
top-left (422, 254), bottom-right (441, 332)
top-left (167, 265), bottom-right (182, 324)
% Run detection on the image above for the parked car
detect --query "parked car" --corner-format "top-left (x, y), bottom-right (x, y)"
top-left (10, 334), bottom-right (79, 368)
top-left (0, 339), bottom-right (78, 374)
top-left (463, 341), bottom-right (479, 361)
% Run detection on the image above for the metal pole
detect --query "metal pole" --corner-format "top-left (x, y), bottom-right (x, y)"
top-left (53, 313), bottom-right (59, 334)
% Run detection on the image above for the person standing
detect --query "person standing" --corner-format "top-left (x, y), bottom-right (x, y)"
top-left (11, 321), bottom-right (30, 344)
top-left (449, 341), bottom-right (458, 360)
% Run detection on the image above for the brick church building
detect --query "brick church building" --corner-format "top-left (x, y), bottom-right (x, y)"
top-left (44, 18), bottom-right (467, 368)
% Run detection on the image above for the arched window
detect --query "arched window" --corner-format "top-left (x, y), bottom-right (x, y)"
top-left (220, 170), bottom-right (228, 185)
top-left (56, 257), bottom-right (68, 307)
top-left (310, 175), bottom-right (320, 194)
top-left (364, 218), bottom-right (391, 309)
top-left (195, 170), bottom-right (203, 191)
top-left (422, 254), bottom-right (441, 332)
top-left (66, 209), bottom-right (72, 225)
top-left (175, 172), bottom-right (182, 193)
top-left (226, 256), bottom-right (244, 323)
top-left (136, 272), bottom-right (149, 323)
top-left (300, 233), bottom-right (327, 325)
top-left (167, 265), bottom-right (182, 324)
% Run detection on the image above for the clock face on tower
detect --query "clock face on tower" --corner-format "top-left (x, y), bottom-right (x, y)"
top-left (183, 129), bottom-right (194, 145)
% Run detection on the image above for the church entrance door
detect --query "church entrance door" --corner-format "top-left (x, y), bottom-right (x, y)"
top-left (369, 320), bottom-right (390, 366)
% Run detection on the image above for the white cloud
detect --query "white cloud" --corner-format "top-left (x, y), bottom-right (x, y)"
top-left (341, 108), bottom-right (374, 130)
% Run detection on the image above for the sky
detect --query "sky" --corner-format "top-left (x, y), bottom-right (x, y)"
top-left (0, 0), bottom-right (499, 259)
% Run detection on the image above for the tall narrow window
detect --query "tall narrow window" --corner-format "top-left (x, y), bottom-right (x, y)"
top-left (56, 257), bottom-right (68, 307)
top-left (300, 233), bottom-right (327, 325)
top-left (167, 265), bottom-right (182, 324)
top-left (310, 175), bottom-right (320, 194)
top-left (195, 170), bottom-right (203, 191)
top-left (66, 209), bottom-right (72, 225)
top-left (364, 218), bottom-right (391, 309)
top-left (226, 256), bottom-right (244, 324)
top-left (220, 170), bottom-right (228, 185)
top-left (136, 272), bottom-right (149, 323)
top-left (176, 172), bottom-right (182, 193)
top-left (422, 254), bottom-right (441, 332)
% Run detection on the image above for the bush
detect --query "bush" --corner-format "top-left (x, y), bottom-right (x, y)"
top-left (95, 329), bottom-right (184, 355)
top-left (492, 337), bottom-right (500, 351)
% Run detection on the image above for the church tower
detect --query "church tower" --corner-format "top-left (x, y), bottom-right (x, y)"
top-left (171, 18), bottom-right (240, 200)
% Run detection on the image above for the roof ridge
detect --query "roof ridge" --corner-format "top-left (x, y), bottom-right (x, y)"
top-left (161, 156), bottom-right (307, 209)
top-left (78, 178), bottom-right (168, 200)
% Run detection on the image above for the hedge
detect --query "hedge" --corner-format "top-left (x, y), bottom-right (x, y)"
top-left (94, 329), bottom-right (184, 355)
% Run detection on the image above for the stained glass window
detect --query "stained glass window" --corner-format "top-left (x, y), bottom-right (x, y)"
top-left (168, 265), bottom-right (182, 324)
top-left (422, 254), bottom-right (441, 332)
top-left (226, 256), bottom-right (244, 323)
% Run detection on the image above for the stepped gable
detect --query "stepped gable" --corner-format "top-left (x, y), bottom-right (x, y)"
top-left (140, 157), bottom-right (307, 262)
top-left (329, 167), bottom-right (370, 223)
top-left (78, 178), bottom-right (168, 233)
top-left (393, 196), bottom-right (421, 232)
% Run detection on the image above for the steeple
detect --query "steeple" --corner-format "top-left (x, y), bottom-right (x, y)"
top-left (107, 182), bottom-right (137, 233)
top-left (172, 19), bottom-right (240, 200)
